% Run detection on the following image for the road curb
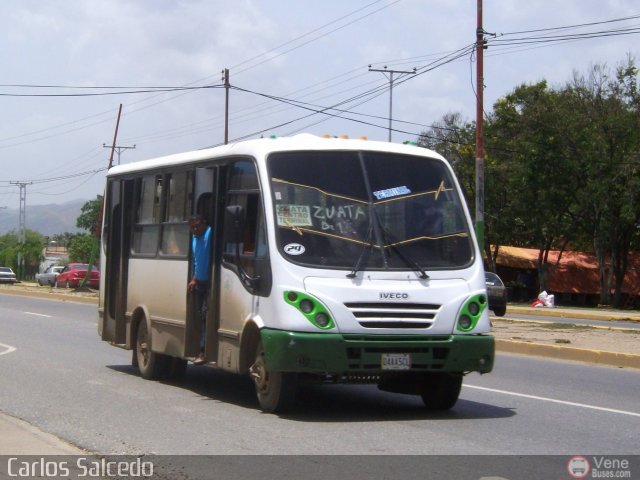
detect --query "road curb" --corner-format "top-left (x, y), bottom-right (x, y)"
top-left (496, 339), bottom-right (640, 369)
top-left (0, 288), bottom-right (98, 305)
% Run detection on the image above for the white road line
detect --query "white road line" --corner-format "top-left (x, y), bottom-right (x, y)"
top-left (0, 342), bottom-right (17, 356)
top-left (24, 311), bottom-right (52, 318)
top-left (465, 384), bottom-right (640, 418)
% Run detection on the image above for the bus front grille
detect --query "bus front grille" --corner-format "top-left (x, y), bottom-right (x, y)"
top-left (344, 302), bottom-right (440, 329)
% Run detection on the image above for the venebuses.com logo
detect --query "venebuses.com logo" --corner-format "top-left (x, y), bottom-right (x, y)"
top-left (568, 456), bottom-right (632, 479)
top-left (568, 456), bottom-right (591, 478)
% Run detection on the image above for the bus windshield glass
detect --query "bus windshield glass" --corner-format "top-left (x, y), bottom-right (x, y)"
top-left (269, 150), bottom-right (473, 270)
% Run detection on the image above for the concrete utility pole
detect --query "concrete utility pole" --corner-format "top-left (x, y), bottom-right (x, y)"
top-left (475, 0), bottom-right (486, 253)
top-left (223, 68), bottom-right (230, 145)
top-left (9, 181), bottom-right (32, 279)
top-left (368, 65), bottom-right (416, 142)
top-left (102, 143), bottom-right (135, 166)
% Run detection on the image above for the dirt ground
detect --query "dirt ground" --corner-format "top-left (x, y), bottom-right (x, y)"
top-left (492, 319), bottom-right (640, 355)
top-left (2, 282), bottom-right (639, 356)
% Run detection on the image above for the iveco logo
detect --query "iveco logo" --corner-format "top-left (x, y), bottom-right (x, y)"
top-left (379, 292), bottom-right (409, 299)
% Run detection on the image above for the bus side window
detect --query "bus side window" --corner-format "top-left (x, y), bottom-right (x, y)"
top-left (133, 174), bottom-right (162, 255)
top-left (160, 170), bottom-right (193, 257)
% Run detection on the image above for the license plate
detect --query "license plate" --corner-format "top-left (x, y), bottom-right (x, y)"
top-left (381, 353), bottom-right (411, 370)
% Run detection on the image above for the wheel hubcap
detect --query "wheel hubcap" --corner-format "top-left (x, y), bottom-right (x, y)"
top-left (138, 326), bottom-right (149, 366)
top-left (250, 352), bottom-right (269, 393)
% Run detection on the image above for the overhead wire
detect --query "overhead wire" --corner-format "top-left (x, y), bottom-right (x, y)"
top-left (5, 10), bottom-right (640, 189)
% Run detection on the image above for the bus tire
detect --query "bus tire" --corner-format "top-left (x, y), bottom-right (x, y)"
top-left (420, 373), bottom-right (462, 411)
top-left (493, 306), bottom-right (506, 317)
top-left (135, 319), bottom-right (168, 380)
top-left (250, 340), bottom-right (297, 413)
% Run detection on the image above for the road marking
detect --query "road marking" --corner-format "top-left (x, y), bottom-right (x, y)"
top-left (465, 384), bottom-right (640, 418)
top-left (24, 311), bottom-right (52, 318)
top-left (0, 342), bottom-right (17, 356)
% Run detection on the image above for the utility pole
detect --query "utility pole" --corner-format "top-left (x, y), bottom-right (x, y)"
top-left (9, 181), bottom-right (32, 280)
top-left (475, 0), bottom-right (486, 253)
top-left (102, 103), bottom-right (133, 167)
top-left (102, 143), bottom-right (135, 166)
top-left (368, 65), bottom-right (416, 142)
top-left (223, 68), bottom-right (230, 145)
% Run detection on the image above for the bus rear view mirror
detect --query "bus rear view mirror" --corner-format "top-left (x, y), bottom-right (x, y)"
top-left (225, 205), bottom-right (244, 243)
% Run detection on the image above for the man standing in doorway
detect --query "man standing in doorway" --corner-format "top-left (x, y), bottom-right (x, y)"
top-left (188, 214), bottom-right (212, 365)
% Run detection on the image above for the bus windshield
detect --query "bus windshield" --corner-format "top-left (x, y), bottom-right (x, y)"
top-left (269, 150), bottom-right (474, 271)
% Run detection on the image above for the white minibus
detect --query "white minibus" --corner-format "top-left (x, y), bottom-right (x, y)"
top-left (98, 134), bottom-right (494, 412)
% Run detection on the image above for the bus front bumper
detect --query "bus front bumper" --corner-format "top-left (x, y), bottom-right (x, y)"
top-left (261, 329), bottom-right (494, 375)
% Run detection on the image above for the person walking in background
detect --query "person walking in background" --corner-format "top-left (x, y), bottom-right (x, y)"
top-left (188, 214), bottom-right (212, 365)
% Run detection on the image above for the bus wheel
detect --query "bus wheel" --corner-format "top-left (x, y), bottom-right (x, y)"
top-left (420, 373), bottom-right (462, 410)
top-left (249, 341), bottom-right (297, 413)
top-left (135, 319), bottom-right (167, 380)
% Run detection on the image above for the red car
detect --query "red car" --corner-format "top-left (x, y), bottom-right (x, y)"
top-left (55, 263), bottom-right (100, 289)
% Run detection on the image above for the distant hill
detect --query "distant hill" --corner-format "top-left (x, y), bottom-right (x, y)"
top-left (0, 199), bottom-right (87, 237)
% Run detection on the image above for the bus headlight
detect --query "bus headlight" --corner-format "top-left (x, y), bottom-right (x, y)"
top-left (284, 291), bottom-right (335, 330)
top-left (315, 312), bottom-right (330, 327)
top-left (300, 299), bottom-right (314, 314)
top-left (458, 315), bottom-right (472, 329)
top-left (456, 293), bottom-right (487, 332)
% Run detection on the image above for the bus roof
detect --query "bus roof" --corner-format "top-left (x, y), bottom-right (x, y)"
top-left (106, 133), bottom-right (446, 177)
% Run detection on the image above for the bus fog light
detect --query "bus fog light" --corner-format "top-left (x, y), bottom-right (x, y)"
top-left (300, 299), bottom-right (314, 313)
top-left (315, 312), bottom-right (329, 327)
top-left (458, 315), bottom-right (472, 330)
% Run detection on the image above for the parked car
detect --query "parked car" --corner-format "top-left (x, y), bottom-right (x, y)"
top-left (0, 266), bottom-right (17, 284)
top-left (485, 271), bottom-right (507, 317)
top-left (55, 263), bottom-right (100, 289)
top-left (36, 265), bottom-right (65, 286)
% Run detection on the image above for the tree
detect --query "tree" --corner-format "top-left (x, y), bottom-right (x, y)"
top-left (416, 57), bottom-right (640, 306)
top-left (76, 195), bottom-right (103, 234)
top-left (487, 81), bottom-right (585, 290)
top-left (74, 195), bottom-right (103, 290)
top-left (567, 59), bottom-right (640, 306)
top-left (0, 229), bottom-right (45, 279)
top-left (68, 234), bottom-right (95, 263)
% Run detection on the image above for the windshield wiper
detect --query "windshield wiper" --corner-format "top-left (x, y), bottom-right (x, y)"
top-left (346, 226), bottom-right (374, 278)
top-left (373, 211), bottom-right (429, 279)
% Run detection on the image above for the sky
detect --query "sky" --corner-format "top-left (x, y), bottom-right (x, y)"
top-left (0, 0), bottom-right (638, 213)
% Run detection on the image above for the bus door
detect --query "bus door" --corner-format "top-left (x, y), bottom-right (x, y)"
top-left (102, 178), bottom-right (134, 344)
top-left (186, 166), bottom-right (221, 361)
top-left (219, 159), bottom-right (272, 372)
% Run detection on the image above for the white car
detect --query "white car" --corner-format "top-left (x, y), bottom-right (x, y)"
top-left (36, 265), bottom-right (64, 286)
top-left (0, 267), bottom-right (17, 284)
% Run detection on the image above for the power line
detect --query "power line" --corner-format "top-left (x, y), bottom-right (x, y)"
top-left (0, 84), bottom-right (223, 98)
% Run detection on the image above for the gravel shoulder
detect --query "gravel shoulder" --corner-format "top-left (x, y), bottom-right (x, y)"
top-left (492, 318), bottom-right (640, 356)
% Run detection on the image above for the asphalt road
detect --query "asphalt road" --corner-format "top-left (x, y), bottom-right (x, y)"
top-left (1, 294), bottom-right (639, 459)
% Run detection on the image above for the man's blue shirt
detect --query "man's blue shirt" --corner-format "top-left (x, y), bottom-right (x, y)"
top-left (192, 226), bottom-right (212, 281)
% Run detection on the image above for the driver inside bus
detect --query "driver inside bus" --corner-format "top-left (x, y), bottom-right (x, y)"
top-left (188, 214), bottom-right (212, 365)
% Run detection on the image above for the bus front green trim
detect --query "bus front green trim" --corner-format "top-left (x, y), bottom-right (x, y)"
top-left (260, 329), bottom-right (494, 374)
